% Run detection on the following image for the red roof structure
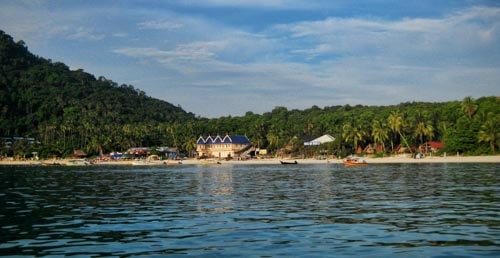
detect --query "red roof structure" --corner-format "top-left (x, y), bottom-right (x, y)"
top-left (428, 141), bottom-right (444, 149)
top-left (419, 141), bottom-right (444, 153)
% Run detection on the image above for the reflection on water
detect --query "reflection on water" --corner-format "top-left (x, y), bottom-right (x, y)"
top-left (0, 163), bottom-right (499, 257)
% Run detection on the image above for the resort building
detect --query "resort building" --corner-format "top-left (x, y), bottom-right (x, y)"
top-left (196, 134), bottom-right (252, 159)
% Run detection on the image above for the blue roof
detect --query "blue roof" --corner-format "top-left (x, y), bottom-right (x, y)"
top-left (197, 135), bottom-right (250, 145)
top-left (227, 135), bottom-right (250, 144)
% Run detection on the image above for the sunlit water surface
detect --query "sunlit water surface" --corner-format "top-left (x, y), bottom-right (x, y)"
top-left (1, 163), bottom-right (499, 257)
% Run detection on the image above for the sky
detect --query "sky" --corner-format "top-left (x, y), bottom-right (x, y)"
top-left (1, 0), bottom-right (499, 118)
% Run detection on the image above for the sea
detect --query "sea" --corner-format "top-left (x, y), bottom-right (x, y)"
top-left (1, 163), bottom-right (499, 257)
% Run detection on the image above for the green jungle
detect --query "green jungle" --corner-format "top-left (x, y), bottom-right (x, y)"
top-left (1, 30), bottom-right (499, 159)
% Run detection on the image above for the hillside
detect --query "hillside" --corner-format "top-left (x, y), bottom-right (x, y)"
top-left (1, 30), bottom-right (498, 158)
top-left (0, 30), bottom-right (195, 155)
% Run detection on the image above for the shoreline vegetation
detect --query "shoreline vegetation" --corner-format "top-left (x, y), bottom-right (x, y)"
top-left (1, 155), bottom-right (499, 166)
top-left (1, 31), bottom-right (499, 160)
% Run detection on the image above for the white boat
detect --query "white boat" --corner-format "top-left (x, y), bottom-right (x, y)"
top-left (65, 159), bottom-right (91, 166)
top-left (199, 159), bottom-right (221, 165)
top-left (131, 159), bottom-right (165, 166)
top-left (343, 156), bottom-right (367, 166)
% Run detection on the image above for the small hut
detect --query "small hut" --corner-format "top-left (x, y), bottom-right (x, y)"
top-left (73, 149), bottom-right (87, 158)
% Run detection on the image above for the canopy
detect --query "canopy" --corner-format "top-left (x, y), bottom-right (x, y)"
top-left (304, 134), bottom-right (335, 146)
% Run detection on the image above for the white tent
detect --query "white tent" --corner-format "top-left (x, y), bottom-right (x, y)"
top-left (304, 134), bottom-right (335, 146)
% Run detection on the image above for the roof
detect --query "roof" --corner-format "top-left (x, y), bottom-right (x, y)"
top-left (426, 141), bottom-right (444, 149)
top-left (197, 135), bottom-right (250, 145)
top-left (304, 134), bottom-right (335, 146)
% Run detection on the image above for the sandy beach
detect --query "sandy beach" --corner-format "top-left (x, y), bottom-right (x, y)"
top-left (1, 155), bottom-right (499, 166)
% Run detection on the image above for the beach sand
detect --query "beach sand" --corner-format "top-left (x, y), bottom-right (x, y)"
top-left (1, 155), bottom-right (499, 166)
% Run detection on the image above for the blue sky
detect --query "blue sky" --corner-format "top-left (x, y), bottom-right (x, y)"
top-left (1, 0), bottom-right (499, 117)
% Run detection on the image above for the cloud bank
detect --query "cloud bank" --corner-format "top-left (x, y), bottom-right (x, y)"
top-left (1, 1), bottom-right (498, 117)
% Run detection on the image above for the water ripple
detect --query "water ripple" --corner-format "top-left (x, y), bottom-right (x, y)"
top-left (0, 163), bottom-right (499, 256)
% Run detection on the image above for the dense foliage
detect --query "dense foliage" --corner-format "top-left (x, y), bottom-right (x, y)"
top-left (1, 30), bottom-right (498, 158)
top-left (0, 31), bottom-right (195, 157)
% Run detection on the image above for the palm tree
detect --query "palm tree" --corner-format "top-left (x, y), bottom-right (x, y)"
top-left (413, 121), bottom-right (434, 145)
top-left (342, 121), bottom-right (364, 154)
top-left (266, 132), bottom-right (280, 156)
top-left (387, 110), bottom-right (412, 154)
top-left (304, 119), bottom-right (314, 137)
top-left (478, 114), bottom-right (498, 153)
top-left (251, 122), bottom-right (265, 149)
top-left (461, 96), bottom-right (477, 119)
top-left (167, 124), bottom-right (178, 148)
top-left (371, 119), bottom-right (388, 152)
top-left (182, 137), bottom-right (197, 158)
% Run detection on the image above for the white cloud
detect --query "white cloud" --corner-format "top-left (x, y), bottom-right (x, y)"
top-left (1, 1), bottom-right (498, 117)
top-left (180, 0), bottom-right (314, 9)
top-left (67, 27), bottom-right (105, 41)
top-left (138, 20), bottom-right (184, 30)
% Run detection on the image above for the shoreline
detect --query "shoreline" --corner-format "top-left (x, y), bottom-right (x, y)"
top-left (0, 155), bottom-right (499, 166)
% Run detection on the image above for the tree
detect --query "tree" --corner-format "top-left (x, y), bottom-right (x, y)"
top-left (304, 119), bottom-right (314, 137)
top-left (413, 121), bottom-right (434, 145)
top-left (444, 117), bottom-right (479, 154)
top-left (371, 119), bottom-right (388, 152)
top-left (478, 113), bottom-right (499, 154)
top-left (387, 110), bottom-right (412, 154)
top-left (182, 137), bottom-right (197, 158)
top-left (461, 96), bottom-right (477, 119)
top-left (342, 121), bottom-right (364, 154)
top-left (266, 131), bottom-right (280, 156)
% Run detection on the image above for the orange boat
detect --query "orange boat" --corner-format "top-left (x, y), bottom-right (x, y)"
top-left (343, 156), bottom-right (367, 166)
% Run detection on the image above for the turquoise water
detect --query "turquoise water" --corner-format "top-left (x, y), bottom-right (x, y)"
top-left (1, 163), bottom-right (499, 257)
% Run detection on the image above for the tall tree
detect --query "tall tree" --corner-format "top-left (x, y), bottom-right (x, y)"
top-left (461, 96), bottom-right (477, 119)
top-left (478, 113), bottom-right (498, 154)
top-left (413, 121), bottom-right (434, 145)
top-left (387, 110), bottom-right (412, 154)
top-left (371, 119), bottom-right (388, 152)
top-left (342, 121), bottom-right (364, 154)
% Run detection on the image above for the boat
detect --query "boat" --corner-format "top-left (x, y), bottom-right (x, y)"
top-left (280, 160), bottom-right (298, 165)
top-left (164, 160), bottom-right (183, 165)
top-left (65, 159), bottom-right (91, 166)
top-left (41, 160), bottom-right (64, 166)
top-left (131, 159), bottom-right (165, 166)
top-left (343, 156), bottom-right (367, 166)
top-left (131, 154), bottom-right (177, 166)
top-left (199, 159), bottom-right (221, 165)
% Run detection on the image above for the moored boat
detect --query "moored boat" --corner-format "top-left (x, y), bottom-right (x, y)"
top-left (41, 160), bottom-right (64, 166)
top-left (280, 160), bottom-right (298, 165)
top-left (343, 156), bottom-right (367, 166)
top-left (65, 159), bottom-right (91, 166)
top-left (199, 159), bottom-right (221, 165)
top-left (164, 160), bottom-right (183, 165)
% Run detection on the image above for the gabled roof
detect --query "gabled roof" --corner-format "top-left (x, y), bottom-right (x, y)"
top-left (362, 144), bottom-right (384, 153)
top-left (227, 135), bottom-right (250, 144)
top-left (196, 137), bottom-right (204, 144)
top-left (197, 135), bottom-right (250, 145)
top-left (420, 141), bottom-right (444, 149)
top-left (304, 134), bottom-right (335, 146)
top-left (213, 135), bottom-right (224, 144)
top-left (427, 141), bottom-right (444, 149)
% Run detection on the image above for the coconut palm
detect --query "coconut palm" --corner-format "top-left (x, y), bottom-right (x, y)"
top-left (182, 137), bottom-right (197, 158)
top-left (461, 96), bottom-right (477, 119)
top-left (371, 119), bottom-right (388, 152)
top-left (342, 121), bottom-right (364, 153)
top-left (478, 113), bottom-right (499, 153)
top-left (266, 133), bottom-right (280, 156)
top-left (387, 110), bottom-right (412, 154)
top-left (413, 121), bottom-right (434, 145)
top-left (304, 119), bottom-right (314, 137)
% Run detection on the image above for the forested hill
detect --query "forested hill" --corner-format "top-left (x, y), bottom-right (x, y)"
top-left (1, 30), bottom-right (498, 158)
top-left (0, 30), bottom-right (195, 138)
